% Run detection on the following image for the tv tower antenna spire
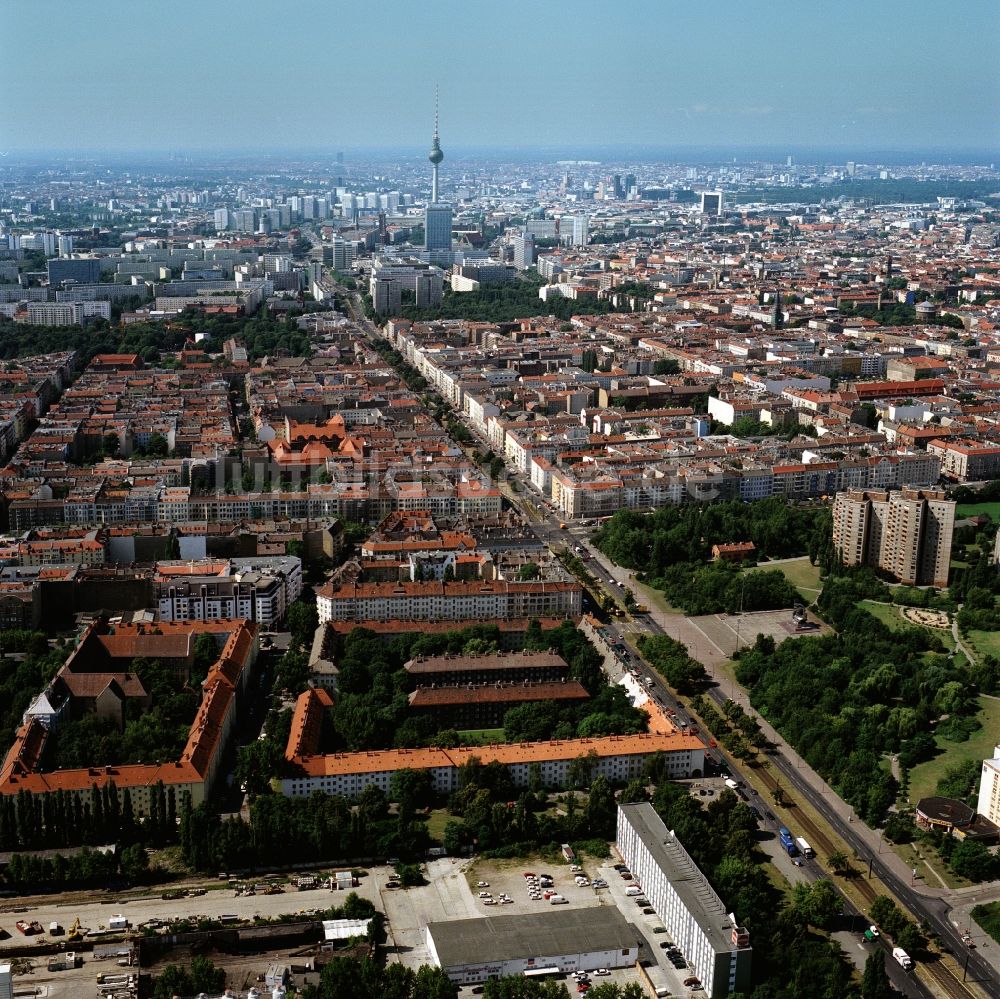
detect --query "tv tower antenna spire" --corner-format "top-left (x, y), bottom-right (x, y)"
top-left (428, 85), bottom-right (444, 203)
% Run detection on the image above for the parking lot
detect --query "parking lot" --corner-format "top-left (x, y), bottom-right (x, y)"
top-left (379, 859), bottom-right (481, 970)
top-left (598, 856), bottom-right (709, 997)
top-left (461, 856), bottom-right (612, 917)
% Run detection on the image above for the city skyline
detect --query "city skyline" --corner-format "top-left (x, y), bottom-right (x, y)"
top-left (2, 0), bottom-right (998, 155)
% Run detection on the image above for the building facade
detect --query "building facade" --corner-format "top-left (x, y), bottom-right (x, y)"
top-left (617, 802), bottom-right (752, 998)
top-left (281, 727), bottom-right (704, 800)
top-left (425, 204), bottom-right (453, 253)
top-left (831, 487), bottom-right (954, 587)
top-left (978, 747), bottom-right (1000, 827)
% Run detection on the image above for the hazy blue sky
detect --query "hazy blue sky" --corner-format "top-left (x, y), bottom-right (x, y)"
top-left (2, 0), bottom-right (997, 156)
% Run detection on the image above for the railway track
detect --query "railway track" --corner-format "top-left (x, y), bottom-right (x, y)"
top-left (727, 718), bottom-right (986, 999)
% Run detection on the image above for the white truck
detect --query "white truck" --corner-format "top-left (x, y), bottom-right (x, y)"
top-left (108, 915), bottom-right (128, 932)
top-left (892, 947), bottom-right (913, 970)
top-left (794, 837), bottom-right (815, 858)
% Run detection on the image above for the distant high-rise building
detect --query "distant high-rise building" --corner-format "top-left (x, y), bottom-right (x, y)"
top-left (846, 160), bottom-right (857, 177)
top-left (214, 208), bottom-right (230, 231)
top-left (336, 151), bottom-right (344, 164)
top-left (571, 215), bottom-right (590, 247)
top-left (513, 232), bottom-right (535, 271)
top-left (371, 275), bottom-right (402, 316)
top-left (425, 204), bottom-right (453, 253)
top-left (700, 191), bottom-right (724, 216)
top-left (330, 235), bottom-right (354, 271)
top-left (57, 235), bottom-right (74, 258)
top-left (624, 173), bottom-right (637, 196)
top-left (47, 257), bottom-right (100, 285)
top-left (415, 271), bottom-right (443, 307)
top-left (611, 174), bottom-right (624, 199)
top-left (233, 209), bottom-right (257, 233)
top-left (832, 488), bottom-right (955, 588)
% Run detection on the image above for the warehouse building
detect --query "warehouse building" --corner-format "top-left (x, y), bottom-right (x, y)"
top-left (617, 802), bottom-right (752, 998)
top-left (425, 907), bottom-right (638, 985)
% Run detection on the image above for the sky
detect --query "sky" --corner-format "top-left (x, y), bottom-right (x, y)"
top-left (1, 0), bottom-right (998, 157)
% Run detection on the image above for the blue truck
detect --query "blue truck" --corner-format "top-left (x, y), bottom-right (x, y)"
top-left (778, 826), bottom-right (798, 855)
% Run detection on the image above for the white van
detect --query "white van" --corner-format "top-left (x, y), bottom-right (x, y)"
top-left (625, 886), bottom-right (642, 896)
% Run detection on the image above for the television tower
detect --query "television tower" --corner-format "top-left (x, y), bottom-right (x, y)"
top-left (428, 87), bottom-right (444, 203)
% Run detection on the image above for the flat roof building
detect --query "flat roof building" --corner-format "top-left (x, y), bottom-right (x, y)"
top-left (617, 802), bottom-right (752, 998)
top-left (426, 907), bottom-right (638, 985)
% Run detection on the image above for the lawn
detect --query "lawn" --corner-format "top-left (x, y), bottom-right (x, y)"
top-left (968, 629), bottom-right (1000, 661)
top-left (907, 696), bottom-right (1000, 804)
top-left (458, 728), bottom-right (506, 745)
top-left (892, 841), bottom-right (969, 890)
top-left (972, 901), bottom-right (1000, 945)
top-left (426, 808), bottom-right (450, 842)
top-left (957, 502), bottom-right (1000, 521)
top-left (859, 600), bottom-right (907, 631)
top-left (750, 556), bottom-right (822, 602)
top-left (860, 602), bottom-right (956, 655)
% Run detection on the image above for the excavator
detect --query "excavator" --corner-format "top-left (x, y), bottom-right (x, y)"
top-left (67, 917), bottom-right (85, 942)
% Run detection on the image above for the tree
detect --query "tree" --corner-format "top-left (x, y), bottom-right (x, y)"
top-left (234, 738), bottom-right (283, 799)
top-left (861, 952), bottom-right (895, 999)
top-left (390, 768), bottom-right (433, 821)
top-left (828, 849), bottom-right (851, 875)
top-left (950, 839), bottom-right (996, 882)
top-left (791, 878), bottom-right (840, 929)
top-left (287, 599), bottom-right (319, 647)
top-left (190, 956), bottom-right (226, 994)
top-left (119, 843), bottom-right (149, 883)
top-left (585, 775), bottom-right (616, 837)
top-left (620, 778), bottom-right (648, 804)
top-left (412, 964), bottom-right (459, 999)
top-left (192, 632), bottom-right (217, 682)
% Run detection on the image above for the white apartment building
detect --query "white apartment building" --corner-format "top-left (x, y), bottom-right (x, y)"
top-left (977, 747), bottom-right (1000, 827)
top-left (282, 732), bottom-right (704, 800)
top-left (315, 578), bottom-right (582, 625)
top-left (25, 302), bottom-right (84, 326)
top-left (156, 556), bottom-right (302, 629)
top-left (617, 803), bottom-right (752, 998)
